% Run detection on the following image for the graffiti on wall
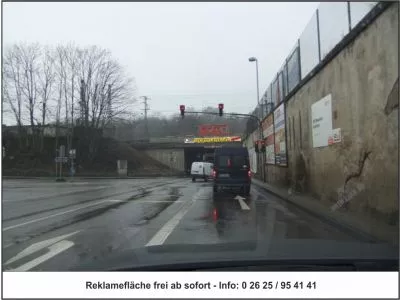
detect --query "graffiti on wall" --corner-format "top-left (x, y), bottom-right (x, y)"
top-left (331, 183), bottom-right (365, 211)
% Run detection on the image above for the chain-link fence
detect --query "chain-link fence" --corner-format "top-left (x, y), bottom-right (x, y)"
top-left (255, 2), bottom-right (378, 119)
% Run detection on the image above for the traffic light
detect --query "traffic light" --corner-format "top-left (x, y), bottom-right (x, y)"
top-left (261, 140), bottom-right (266, 153)
top-left (180, 105), bottom-right (185, 118)
top-left (218, 103), bottom-right (224, 117)
top-left (254, 142), bottom-right (259, 153)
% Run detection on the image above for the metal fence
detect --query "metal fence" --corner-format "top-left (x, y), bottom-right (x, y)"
top-left (256, 2), bottom-right (378, 119)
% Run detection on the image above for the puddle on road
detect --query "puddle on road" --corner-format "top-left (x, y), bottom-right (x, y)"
top-left (9, 191), bottom-right (152, 246)
top-left (132, 186), bottom-right (182, 226)
top-left (8, 185), bottom-right (184, 247)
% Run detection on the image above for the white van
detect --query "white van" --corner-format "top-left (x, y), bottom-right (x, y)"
top-left (191, 162), bottom-right (213, 182)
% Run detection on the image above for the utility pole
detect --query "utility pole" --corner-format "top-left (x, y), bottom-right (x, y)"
top-left (141, 96), bottom-right (150, 139)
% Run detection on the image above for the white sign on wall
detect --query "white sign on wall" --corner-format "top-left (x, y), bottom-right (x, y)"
top-left (312, 94), bottom-right (333, 148)
top-left (248, 148), bottom-right (257, 173)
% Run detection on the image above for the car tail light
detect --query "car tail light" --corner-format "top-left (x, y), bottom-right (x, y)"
top-left (248, 170), bottom-right (252, 178)
top-left (227, 159), bottom-right (232, 168)
top-left (212, 168), bottom-right (217, 178)
top-left (212, 208), bottom-right (218, 221)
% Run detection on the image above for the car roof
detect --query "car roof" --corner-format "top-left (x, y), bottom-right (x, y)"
top-left (214, 147), bottom-right (249, 155)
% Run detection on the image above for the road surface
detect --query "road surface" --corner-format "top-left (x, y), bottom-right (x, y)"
top-left (3, 177), bottom-right (357, 271)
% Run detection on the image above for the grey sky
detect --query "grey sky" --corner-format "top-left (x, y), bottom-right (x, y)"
top-left (3, 2), bottom-right (319, 117)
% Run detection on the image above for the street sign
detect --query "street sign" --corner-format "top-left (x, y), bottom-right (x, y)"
top-left (69, 149), bottom-right (76, 158)
top-left (59, 145), bottom-right (65, 157)
top-left (55, 157), bottom-right (68, 163)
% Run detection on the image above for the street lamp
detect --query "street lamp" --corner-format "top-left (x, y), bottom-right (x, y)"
top-left (249, 56), bottom-right (265, 182)
top-left (248, 57), bottom-right (260, 109)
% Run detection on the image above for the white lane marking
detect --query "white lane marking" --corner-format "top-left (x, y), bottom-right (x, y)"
top-left (238, 198), bottom-right (250, 210)
top-left (234, 195), bottom-right (250, 210)
top-left (146, 201), bottom-right (196, 247)
top-left (5, 230), bottom-right (81, 265)
top-left (3, 186), bottom-right (109, 203)
top-left (2, 200), bottom-right (113, 231)
top-left (9, 240), bottom-right (75, 271)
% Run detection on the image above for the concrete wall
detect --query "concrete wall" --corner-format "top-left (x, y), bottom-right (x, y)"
top-left (145, 149), bottom-right (185, 172)
top-left (243, 3), bottom-right (398, 230)
top-left (277, 3), bottom-right (398, 226)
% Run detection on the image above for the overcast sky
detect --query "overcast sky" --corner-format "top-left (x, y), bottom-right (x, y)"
top-left (3, 2), bottom-right (319, 118)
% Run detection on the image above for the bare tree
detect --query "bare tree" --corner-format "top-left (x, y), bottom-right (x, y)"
top-left (74, 46), bottom-right (135, 130)
top-left (64, 43), bottom-right (79, 127)
top-left (19, 43), bottom-right (41, 147)
top-left (38, 46), bottom-right (56, 150)
top-left (3, 43), bottom-right (42, 148)
top-left (3, 45), bottom-right (24, 145)
top-left (4, 42), bottom-right (137, 164)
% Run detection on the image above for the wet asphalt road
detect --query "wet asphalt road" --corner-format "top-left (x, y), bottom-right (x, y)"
top-left (2, 177), bottom-right (357, 271)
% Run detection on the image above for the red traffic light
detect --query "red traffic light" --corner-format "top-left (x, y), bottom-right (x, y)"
top-left (218, 103), bottom-right (224, 117)
top-left (180, 105), bottom-right (185, 118)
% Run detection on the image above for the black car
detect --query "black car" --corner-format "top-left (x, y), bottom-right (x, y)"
top-left (212, 146), bottom-right (251, 195)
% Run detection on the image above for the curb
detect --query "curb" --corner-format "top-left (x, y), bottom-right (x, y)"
top-left (252, 180), bottom-right (382, 244)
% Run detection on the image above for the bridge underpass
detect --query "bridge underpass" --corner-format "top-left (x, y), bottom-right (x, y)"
top-left (129, 139), bottom-right (243, 174)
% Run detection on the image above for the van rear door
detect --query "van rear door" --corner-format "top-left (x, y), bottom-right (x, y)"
top-left (191, 162), bottom-right (203, 176)
top-left (216, 153), bottom-right (249, 179)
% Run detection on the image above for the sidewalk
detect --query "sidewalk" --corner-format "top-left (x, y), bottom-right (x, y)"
top-left (252, 178), bottom-right (398, 246)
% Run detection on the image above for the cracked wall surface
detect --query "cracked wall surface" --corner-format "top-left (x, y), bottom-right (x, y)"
top-left (283, 3), bottom-right (398, 226)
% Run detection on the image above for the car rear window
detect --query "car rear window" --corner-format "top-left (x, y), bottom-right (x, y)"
top-left (232, 156), bottom-right (248, 167)
top-left (217, 155), bottom-right (249, 167)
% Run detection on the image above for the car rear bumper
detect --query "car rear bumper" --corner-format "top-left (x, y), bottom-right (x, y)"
top-left (214, 179), bottom-right (251, 187)
top-left (191, 174), bottom-right (207, 178)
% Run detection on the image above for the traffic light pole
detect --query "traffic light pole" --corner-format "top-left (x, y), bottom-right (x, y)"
top-left (182, 111), bottom-right (261, 124)
top-left (183, 111), bottom-right (265, 182)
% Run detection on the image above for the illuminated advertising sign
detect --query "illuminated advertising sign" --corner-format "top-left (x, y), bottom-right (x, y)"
top-left (184, 136), bottom-right (242, 143)
top-left (198, 124), bottom-right (229, 136)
